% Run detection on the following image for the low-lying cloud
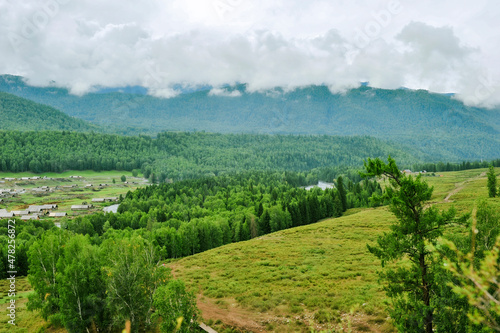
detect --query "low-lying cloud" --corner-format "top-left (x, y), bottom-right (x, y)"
top-left (0, 0), bottom-right (498, 107)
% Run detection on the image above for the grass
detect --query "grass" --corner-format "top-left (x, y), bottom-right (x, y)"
top-left (0, 170), bottom-right (149, 216)
top-left (172, 207), bottom-right (396, 332)
top-left (170, 168), bottom-right (500, 332)
top-left (0, 277), bottom-right (65, 333)
top-left (0, 168), bottom-right (498, 332)
top-left (425, 167), bottom-right (500, 213)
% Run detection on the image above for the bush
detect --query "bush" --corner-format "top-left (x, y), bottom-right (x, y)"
top-left (153, 280), bottom-right (200, 333)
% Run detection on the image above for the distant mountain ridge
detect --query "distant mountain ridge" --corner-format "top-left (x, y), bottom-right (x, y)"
top-left (0, 75), bottom-right (498, 161)
top-left (0, 91), bottom-right (98, 132)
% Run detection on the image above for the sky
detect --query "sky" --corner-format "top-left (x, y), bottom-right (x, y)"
top-left (1, 0), bottom-right (499, 107)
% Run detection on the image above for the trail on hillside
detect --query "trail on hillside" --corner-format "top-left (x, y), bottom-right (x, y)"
top-left (197, 297), bottom-right (265, 332)
top-left (196, 296), bottom-right (388, 333)
top-left (170, 263), bottom-right (264, 331)
top-left (171, 172), bottom-right (487, 332)
top-left (443, 171), bottom-right (486, 203)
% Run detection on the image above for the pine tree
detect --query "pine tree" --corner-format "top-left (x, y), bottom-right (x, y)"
top-left (336, 176), bottom-right (347, 212)
top-left (260, 210), bottom-right (271, 234)
top-left (256, 202), bottom-right (264, 217)
top-left (487, 165), bottom-right (497, 197)
top-left (363, 156), bottom-right (458, 333)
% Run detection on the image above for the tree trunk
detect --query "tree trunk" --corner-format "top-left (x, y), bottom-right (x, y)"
top-left (420, 253), bottom-right (433, 333)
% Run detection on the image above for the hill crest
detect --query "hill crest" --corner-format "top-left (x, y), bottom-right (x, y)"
top-left (0, 75), bottom-right (499, 161)
top-left (0, 91), bottom-right (98, 132)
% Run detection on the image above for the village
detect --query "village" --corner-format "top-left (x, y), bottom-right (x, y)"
top-left (0, 172), bottom-right (145, 222)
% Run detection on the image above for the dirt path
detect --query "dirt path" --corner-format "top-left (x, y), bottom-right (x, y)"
top-left (196, 296), bottom-right (388, 333)
top-left (170, 263), bottom-right (265, 332)
top-left (171, 172), bottom-right (488, 332)
top-left (197, 297), bottom-right (265, 332)
top-left (443, 171), bottom-right (486, 203)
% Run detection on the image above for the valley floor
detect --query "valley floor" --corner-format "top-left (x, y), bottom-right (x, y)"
top-left (0, 168), bottom-right (498, 333)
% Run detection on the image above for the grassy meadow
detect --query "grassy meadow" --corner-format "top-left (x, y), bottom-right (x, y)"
top-left (172, 207), bottom-right (396, 332)
top-left (169, 168), bottom-right (499, 332)
top-left (0, 167), bottom-right (497, 332)
top-left (0, 277), bottom-right (65, 333)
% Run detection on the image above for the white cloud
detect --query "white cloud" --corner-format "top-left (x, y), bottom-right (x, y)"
top-left (208, 88), bottom-right (242, 97)
top-left (0, 0), bottom-right (499, 106)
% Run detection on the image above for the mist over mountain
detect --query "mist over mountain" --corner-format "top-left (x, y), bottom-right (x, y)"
top-left (0, 74), bottom-right (498, 162)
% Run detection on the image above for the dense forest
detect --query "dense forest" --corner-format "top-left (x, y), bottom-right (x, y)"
top-left (0, 92), bottom-right (97, 132)
top-left (0, 171), bottom-right (382, 277)
top-left (1, 75), bottom-right (499, 161)
top-left (1, 158), bottom-right (498, 332)
top-left (1, 73), bottom-right (499, 332)
top-left (0, 130), bottom-right (419, 180)
top-left (413, 159), bottom-right (500, 172)
top-left (5, 225), bottom-right (191, 332)
top-left (0, 170), bottom-right (383, 332)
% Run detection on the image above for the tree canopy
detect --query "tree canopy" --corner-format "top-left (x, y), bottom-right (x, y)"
top-left (364, 156), bottom-right (462, 332)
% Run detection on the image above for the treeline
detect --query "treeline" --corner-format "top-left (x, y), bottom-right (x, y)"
top-left (0, 171), bottom-right (381, 277)
top-left (3, 74), bottom-right (499, 161)
top-left (6, 227), bottom-right (198, 332)
top-left (0, 131), bottom-right (157, 173)
top-left (0, 171), bottom-right (381, 331)
top-left (412, 159), bottom-right (500, 173)
top-left (0, 130), bottom-right (417, 180)
top-left (65, 172), bottom-right (382, 259)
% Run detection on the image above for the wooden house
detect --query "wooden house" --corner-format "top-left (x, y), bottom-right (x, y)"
top-left (71, 204), bottom-right (93, 210)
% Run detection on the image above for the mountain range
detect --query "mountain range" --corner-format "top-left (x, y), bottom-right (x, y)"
top-left (0, 91), bottom-right (97, 132)
top-left (0, 74), bottom-right (498, 162)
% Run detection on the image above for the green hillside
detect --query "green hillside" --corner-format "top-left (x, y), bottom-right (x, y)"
top-left (169, 168), bottom-right (498, 332)
top-left (0, 131), bottom-right (421, 177)
top-left (1, 167), bottom-right (498, 333)
top-left (0, 75), bottom-right (498, 161)
top-left (0, 91), bottom-right (98, 132)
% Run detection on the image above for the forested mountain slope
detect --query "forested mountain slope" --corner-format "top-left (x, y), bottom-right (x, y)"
top-left (0, 91), bottom-right (98, 132)
top-left (0, 131), bottom-right (419, 179)
top-left (1, 75), bottom-right (499, 161)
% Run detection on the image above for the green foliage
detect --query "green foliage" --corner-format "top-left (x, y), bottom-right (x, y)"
top-left (153, 280), bottom-right (200, 333)
top-left (25, 228), bottom-right (174, 332)
top-left (336, 176), bottom-right (347, 212)
top-left (56, 234), bottom-right (107, 332)
top-left (99, 171), bottom-right (379, 259)
top-left (0, 219), bottom-right (54, 279)
top-left (27, 228), bottom-right (70, 319)
top-left (0, 91), bottom-right (97, 132)
top-left (449, 242), bottom-right (500, 331)
top-left (10, 166), bottom-right (495, 332)
top-left (0, 130), bottom-right (418, 178)
top-left (364, 156), bottom-right (461, 333)
top-left (441, 201), bottom-right (500, 332)
top-left (121, 174), bottom-right (126, 182)
top-left (413, 159), bottom-right (500, 173)
top-left (487, 166), bottom-right (497, 197)
top-left (2, 74), bottom-right (499, 161)
top-left (473, 200), bottom-right (500, 261)
top-left (101, 234), bottom-right (171, 332)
